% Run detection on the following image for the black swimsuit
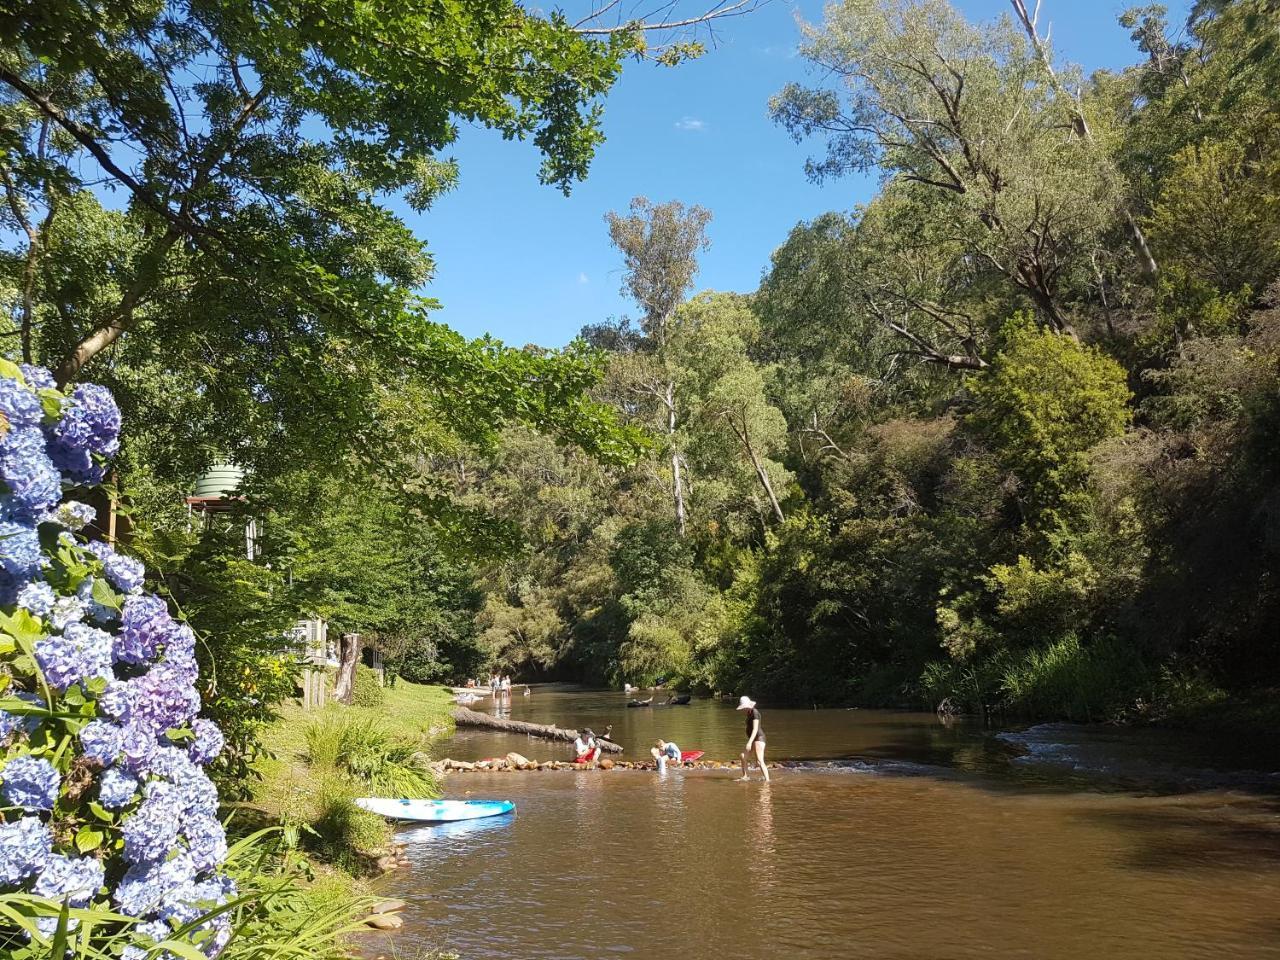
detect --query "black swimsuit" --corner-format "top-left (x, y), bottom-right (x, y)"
top-left (746, 707), bottom-right (765, 746)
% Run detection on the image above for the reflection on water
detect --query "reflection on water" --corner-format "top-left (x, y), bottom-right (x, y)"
top-left (356, 687), bottom-right (1280, 960)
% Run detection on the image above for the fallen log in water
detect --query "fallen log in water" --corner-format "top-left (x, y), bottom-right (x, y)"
top-left (449, 706), bottom-right (624, 753)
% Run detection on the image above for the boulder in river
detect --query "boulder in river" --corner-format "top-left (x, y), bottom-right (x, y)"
top-left (506, 751), bottom-right (532, 767)
top-left (365, 913), bottom-right (404, 931)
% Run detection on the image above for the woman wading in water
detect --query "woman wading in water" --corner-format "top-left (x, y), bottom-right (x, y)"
top-left (736, 696), bottom-right (769, 782)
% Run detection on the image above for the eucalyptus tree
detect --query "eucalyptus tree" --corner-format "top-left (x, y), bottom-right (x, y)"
top-left (605, 197), bottom-right (713, 535)
top-left (771, 0), bottom-right (1124, 332)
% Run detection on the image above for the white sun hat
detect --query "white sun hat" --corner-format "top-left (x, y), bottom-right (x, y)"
top-left (736, 696), bottom-right (756, 710)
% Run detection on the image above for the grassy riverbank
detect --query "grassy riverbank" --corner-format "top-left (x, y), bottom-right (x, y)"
top-left (245, 680), bottom-right (456, 925)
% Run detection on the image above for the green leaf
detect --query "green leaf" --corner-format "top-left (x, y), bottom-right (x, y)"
top-left (74, 825), bottom-right (104, 853)
top-left (91, 577), bottom-right (122, 612)
top-left (87, 801), bottom-right (115, 822)
top-left (0, 358), bottom-right (22, 382)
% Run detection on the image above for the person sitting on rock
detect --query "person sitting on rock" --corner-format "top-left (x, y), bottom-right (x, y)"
top-left (651, 739), bottom-right (681, 771)
top-left (573, 728), bottom-right (601, 765)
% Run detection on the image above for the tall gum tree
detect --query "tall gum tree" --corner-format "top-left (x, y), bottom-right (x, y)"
top-left (605, 197), bottom-right (713, 537)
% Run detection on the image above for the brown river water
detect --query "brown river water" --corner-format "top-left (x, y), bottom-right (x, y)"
top-left (357, 686), bottom-right (1280, 960)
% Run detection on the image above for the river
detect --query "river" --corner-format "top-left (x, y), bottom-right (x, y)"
top-left (357, 685), bottom-right (1280, 959)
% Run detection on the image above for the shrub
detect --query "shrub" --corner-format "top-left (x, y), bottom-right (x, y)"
top-left (304, 711), bottom-right (437, 799)
top-left (352, 664), bottom-right (384, 708)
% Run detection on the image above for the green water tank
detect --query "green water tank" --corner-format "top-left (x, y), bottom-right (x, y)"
top-left (192, 461), bottom-right (245, 501)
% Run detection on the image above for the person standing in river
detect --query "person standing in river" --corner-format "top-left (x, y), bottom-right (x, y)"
top-left (736, 696), bottom-right (769, 782)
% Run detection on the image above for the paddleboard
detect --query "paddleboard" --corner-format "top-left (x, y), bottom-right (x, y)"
top-left (355, 797), bottom-right (515, 822)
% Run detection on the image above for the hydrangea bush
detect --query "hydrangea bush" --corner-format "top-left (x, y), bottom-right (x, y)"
top-left (0, 361), bottom-right (234, 957)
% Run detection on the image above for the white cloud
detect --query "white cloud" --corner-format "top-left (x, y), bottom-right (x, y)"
top-left (674, 116), bottom-right (706, 132)
top-left (577, 272), bottom-right (590, 285)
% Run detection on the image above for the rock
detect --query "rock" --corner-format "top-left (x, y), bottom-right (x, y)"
top-left (371, 899), bottom-right (407, 914)
top-left (365, 913), bottom-right (404, 931)
top-left (599, 758), bottom-right (615, 770)
top-left (506, 752), bottom-right (532, 767)
top-left (446, 760), bottom-right (475, 771)
top-left (375, 855), bottom-right (399, 872)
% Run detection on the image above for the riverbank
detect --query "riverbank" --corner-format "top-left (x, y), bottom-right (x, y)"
top-left (245, 681), bottom-right (457, 943)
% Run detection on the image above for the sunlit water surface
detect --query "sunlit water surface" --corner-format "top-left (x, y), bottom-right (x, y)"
top-left (356, 685), bottom-right (1280, 960)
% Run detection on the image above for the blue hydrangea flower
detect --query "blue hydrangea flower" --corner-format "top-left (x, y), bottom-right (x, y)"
top-left (75, 575), bottom-right (118, 624)
top-left (19, 364), bottom-right (56, 391)
top-left (0, 377), bottom-right (44, 430)
top-left (0, 428), bottom-right (62, 519)
top-left (16, 580), bottom-right (55, 617)
top-left (98, 766), bottom-right (139, 809)
top-left (80, 719), bottom-right (124, 766)
top-left (46, 383), bottom-right (121, 486)
top-left (55, 500), bottom-right (98, 531)
top-left (84, 540), bottom-right (145, 595)
top-left (34, 621), bottom-right (113, 691)
top-left (33, 853), bottom-right (105, 905)
top-left (114, 851), bottom-right (196, 917)
top-left (49, 593), bottom-right (87, 630)
top-left (1, 754), bottom-right (61, 811)
top-left (0, 691), bottom-right (43, 740)
top-left (0, 517), bottom-right (41, 581)
top-left (0, 816), bottom-right (52, 884)
top-left (122, 782), bottom-right (183, 864)
top-left (189, 718), bottom-right (225, 766)
top-left (96, 680), bottom-right (131, 722)
top-left (182, 815), bottom-right (227, 873)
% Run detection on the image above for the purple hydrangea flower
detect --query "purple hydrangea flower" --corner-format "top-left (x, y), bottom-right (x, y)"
top-left (80, 719), bottom-right (124, 766)
top-left (16, 580), bottom-right (55, 617)
top-left (126, 664), bottom-right (201, 739)
top-left (34, 621), bottom-right (113, 691)
top-left (0, 816), bottom-right (52, 883)
top-left (19, 364), bottom-right (56, 391)
top-left (46, 383), bottom-right (121, 486)
top-left (0, 428), bottom-right (62, 519)
top-left (84, 540), bottom-right (145, 596)
top-left (33, 853), bottom-right (105, 905)
top-left (119, 722), bottom-right (157, 774)
top-left (1, 754), bottom-right (61, 811)
top-left (122, 782), bottom-right (183, 863)
top-left (189, 718), bottom-right (225, 766)
top-left (117, 595), bottom-right (179, 665)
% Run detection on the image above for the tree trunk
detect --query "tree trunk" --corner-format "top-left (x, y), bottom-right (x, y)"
top-left (744, 431), bottom-right (785, 523)
top-left (451, 707), bottom-right (624, 752)
top-left (333, 633), bottom-right (362, 703)
top-left (666, 381), bottom-right (688, 536)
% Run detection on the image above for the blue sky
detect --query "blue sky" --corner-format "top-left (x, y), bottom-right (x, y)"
top-left (409, 0), bottom-right (1188, 348)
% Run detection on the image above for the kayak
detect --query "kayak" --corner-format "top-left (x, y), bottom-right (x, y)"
top-left (680, 751), bottom-right (704, 764)
top-left (355, 797), bottom-right (515, 822)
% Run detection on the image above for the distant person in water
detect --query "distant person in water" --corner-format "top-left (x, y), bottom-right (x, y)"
top-left (574, 728), bottom-right (601, 765)
top-left (736, 696), bottom-right (769, 782)
top-left (651, 739), bottom-right (681, 772)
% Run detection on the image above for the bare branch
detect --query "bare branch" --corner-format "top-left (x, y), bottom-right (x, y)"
top-left (573, 0), bottom-right (764, 35)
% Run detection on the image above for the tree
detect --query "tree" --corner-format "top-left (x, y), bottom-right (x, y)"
top-left (605, 197), bottom-right (712, 535)
top-left (771, 0), bottom-right (1123, 331)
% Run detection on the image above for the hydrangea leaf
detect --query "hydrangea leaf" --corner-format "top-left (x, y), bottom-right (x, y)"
top-left (74, 825), bottom-right (104, 853)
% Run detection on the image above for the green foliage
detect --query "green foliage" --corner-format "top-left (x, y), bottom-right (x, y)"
top-left (351, 665), bottom-right (385, 709)
top-left (968, 318), bottom-right (1131, 534)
